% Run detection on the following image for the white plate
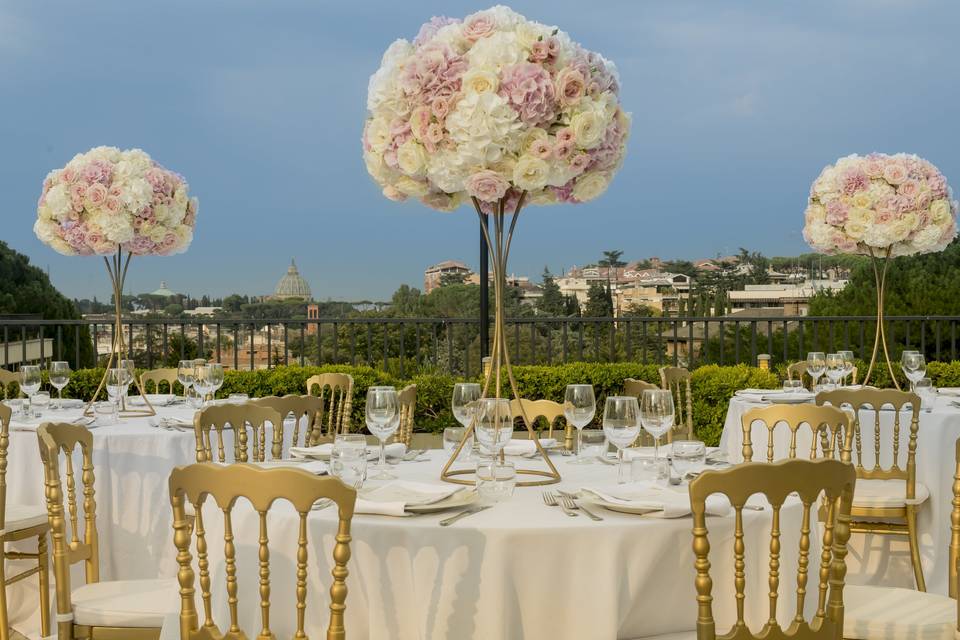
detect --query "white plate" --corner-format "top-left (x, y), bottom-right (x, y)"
top-left (405, 489), bottom-right (478, 514)
top-left (768, 394), bottom-right (814, 404)
top-left (128, 394), bottom-right (175, 407)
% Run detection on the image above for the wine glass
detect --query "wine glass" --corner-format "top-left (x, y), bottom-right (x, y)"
top-left (206, 363), bottom-right (224, 401)
top-left (18, 365), bottom-right (41, 414)
top-left (838, 350), bottom-right (855, 386)
top-left (806, 352), bottom-right (826, 389)
top-left (563, 384), bottom-right (596, 465)
top-left (901, 351), bottom-right (926, 391)
top-left (825, 353), bottom-right (844, 389)
top-left (49, 361), bottom-right (71, 410)
top-left (640, 389), bottom-right (675, 476)
top-left (602, 396), bottom-right (640, 484)
top-left (475, 398), bottom-right (513, 458)
top-left (177, 360), bottom-right (195, 400)
top-left (106, 368), bottom-right (125, 407)
top-left (365, 386), bottom-right (399, 480)
top-left (451, 382), bottom-right (481, 459)
top-left (193, 365), bottom-right (212, 407)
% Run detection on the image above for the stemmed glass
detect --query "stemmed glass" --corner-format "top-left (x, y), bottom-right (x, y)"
top-left (49, 361), bottom-right (71, 410)
top-left (602, 396), bottom-right (640, 484)
top-left (806, 352), bottom-right (826, 389)
top-left (901, 351), bottom-right (926, 391)
top-left (563, 384), bottom-right (596, 465)
top-left (825, 354), bottom-right (844, 389)
top-left (451, 382), bottom-right (481, 460)
top-left (475, 398), bottom-right (513, 458)
top-left (19, 365), bottom-right (41, 414)
top-left (206, 363), bottom-right (224, 401)
top-left (193, 365), bottom-right (213, 407)
top-left (838, 350), bottom-right (855, 386)
top-left (106, 368), bottom-right (125, 408)
top-left (177, 360), bottom-right (195, 400)
top-left (366, 386), bottom-right (399, 480)
top-left (640, 389), bottom-right (675, 477)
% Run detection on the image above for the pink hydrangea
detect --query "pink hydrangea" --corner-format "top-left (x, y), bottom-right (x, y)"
top-left (825, 201), bottom-right (848, 225)
top-left (498, 63), bottom-right (556, 126)
top-left (413, 16), bottom-right (460, 48)
top-left (400, 42), bottom-right (467, 105)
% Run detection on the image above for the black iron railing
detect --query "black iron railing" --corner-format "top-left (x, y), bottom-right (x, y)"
top-left (2, 315), bottom-right (959, 376)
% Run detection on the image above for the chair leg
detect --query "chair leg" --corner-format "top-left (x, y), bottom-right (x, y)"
top-left (0, 543), bottom-right (9, 640)
top-left (906, 504), bottom-right (926, 591)
top-left (37, 533), bottom-right (50, 638)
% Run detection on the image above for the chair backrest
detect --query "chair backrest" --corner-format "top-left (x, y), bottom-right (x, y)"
top-left (140, 368), bottom-right (180, 394)
top-left (193, 404), bottom-right (284, 463)
top-left (740, 404), bottom-right (852, 463)
top-left (949, 438), bottom-right (960, 603)
top-left (0, 404), bottom-right (9, 529)
top-left (250, 394), bottom-right (324, 448)
top-left (786, 362), bottom-right (811, 390)
top-left (169, 463), bottom-right (357, 640)
top-left (0, 369), bottom-right (19, 400)
top-left (305, 373), bottom-right (353, 437)
top-left (816, 388), bottom-right (920, 495)
top-left (689, 458), bottom-right (856, 640)
top-left (510, 398), bottom-right (565, 440)
top-left (397, 384), bottom-right (417, 447)
top-left (659, 366), bottom-right (694, 442)
top-left (37, 422), bottom-right (101, 625)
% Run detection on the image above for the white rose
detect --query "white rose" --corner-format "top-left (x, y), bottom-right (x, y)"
top-left (365, 117), bottom-right (391, 153)
top-left (364, 150), bottom-right (396, 184)
top-left (513, 155), bottom-right (551, 191)
top-left (572, 171), bottom-right (611, 202)
top-left (911, 225), bottom-right (942, 250)
top-left (397, 140), bottom-right (428, 177)
top-left (570, 109), bottom-right (605, 149)
top-left (44, 184), bottom-right (72, 218)
top-left (847, 207), bottom-right (873, 227)
top-left (930, 199), bottom-right (951, 224)
top-left (813, 167), bottom-right (838, 197)
top-left (33, 219), bottom-right (59, 245)
top-left (395, 176), bottom-right (430, 197)
top-left (514, 21), bottom-right (550, 50)
top-left (462, 68), bottom-right (499, 95)
top-left (863, 224), bottom-right (894, 248)
top-left (528, 188), bottom-right (558, 206)
top-left (843, 221), bottom-right (867, 241)
top-left (804, 203), bottom-right (826, 224)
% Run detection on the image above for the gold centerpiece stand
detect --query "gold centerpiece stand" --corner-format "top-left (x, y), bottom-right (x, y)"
top-left (440, 193), bottom-right (561, 487)
top-left (860, 246), bottom-right (901, 390)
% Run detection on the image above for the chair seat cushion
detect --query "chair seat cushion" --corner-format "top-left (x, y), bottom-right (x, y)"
top-left (844, 584), bottom-right (956, 640)
top-left (853, 479), bottom-right (930, 508)
top-left (72, 578), bottom-right (178, 627)
top-left (1, 503), bottom-right (48, 535)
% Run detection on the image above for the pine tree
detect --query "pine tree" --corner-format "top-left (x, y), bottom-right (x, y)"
top-left (536, 267), bottom-right (566, 316)
top-left (585, 282), bottom-right (613, 317)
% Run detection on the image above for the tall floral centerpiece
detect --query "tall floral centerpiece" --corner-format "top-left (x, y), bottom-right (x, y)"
top-left (363, 6), bottom-right (630, 484)
top-left (803, 153), bottom-right (956, 387)
top-left (35, 146), bottom-right (198, 415)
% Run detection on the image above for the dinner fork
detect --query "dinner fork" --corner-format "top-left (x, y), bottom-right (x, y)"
top-left (542, 491), bottom-right (577, 517)
top-left (559, 493), bottom-right (603, 521)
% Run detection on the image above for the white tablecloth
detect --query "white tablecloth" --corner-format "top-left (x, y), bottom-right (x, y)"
top-left (720, 394), bottom-right (960, 594)
top-left (158, 455), bottom-right (814, 640)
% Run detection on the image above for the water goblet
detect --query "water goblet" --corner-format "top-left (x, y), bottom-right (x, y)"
top-left (177, 360), bottom-right (195, 399)
top-left (837, 350), bottom-right (855, 385)
top-left (452, 383), bottom-right (481, 460)
top-left (106, 368), bottom-right (125, 407)
top-left (825, 353), bottom-right (844, 389)
top-left (640, 389), bottom-right (675, 479)
top-left (366, 386), bottom-right (399, 480)
top-left (602, 396), bottom-right (640, 484)
top-left (49, 361), bottom-right (71, 410)
top-left (563, 384), bottom-right (597, 465)
top-left (18, 365), bottom-right (41, 406)
top-left (206, 363), bottom-right (224, 401)
top-left (901, 351), bottom-right (926, 391)
top-left (806, 352), bottom-right (826, 388)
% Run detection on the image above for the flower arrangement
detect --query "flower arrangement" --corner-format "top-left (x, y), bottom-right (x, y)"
top-left (803, 153), bottom-right (957, 257)
top-left (34, 146), bottom-right (198, 256)
top-left (362, 5), bottom-right (630, 213)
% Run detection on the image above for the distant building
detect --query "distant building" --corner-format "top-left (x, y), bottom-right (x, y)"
top-left (424, 260), bottom-right (472, 293)
top-left (150, 281), bottom-right (177, 298)
top-left (727, 281), bottom-right (847, 315)
top-left (271, 259), bottom-right (312, 300)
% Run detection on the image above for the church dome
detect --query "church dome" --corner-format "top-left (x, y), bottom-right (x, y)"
top-left (274, 259), bottom-right (312, 300)
top-left (150, 281), bottom-right (176, 298)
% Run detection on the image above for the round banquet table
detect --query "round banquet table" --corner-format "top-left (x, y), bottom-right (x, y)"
top-left (719, 392), bottom-right (960, 595)
top-left (157, 454), bottom-right (815, 640)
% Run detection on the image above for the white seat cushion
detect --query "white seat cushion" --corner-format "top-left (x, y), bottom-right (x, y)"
top-left (853, 479), bottom-right (930, 508)
top-left (1, 503), bottom-right (48, 535)
top-left (72, 578), bottom-right (178, 627)
top-left (844, 584), bottom-right (956, 640)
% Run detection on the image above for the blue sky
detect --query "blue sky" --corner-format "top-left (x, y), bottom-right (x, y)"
top-left (2, 1), bottom-right (958, 302)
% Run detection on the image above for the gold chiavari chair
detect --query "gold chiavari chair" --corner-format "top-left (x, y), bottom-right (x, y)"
top-left (193, 404), bottom-right (285, 463)
top-left (816, 387), bottom-right (927, 591)
top-left (838, 435), bottom-right (960, 638)
top-left (169, 463), bottom-right (357, 640)
top-left (786, 361), bottom-right (811, 390)
top-left (0, 370), bottom-right (18, 400)
top-left (250, 394), bottom-right (325, 448)
top-left (0, 404), bottom-right (50, 640)
top-left (740, 404), bottom-right (852, 463)
top-left (139, 368), bottom-right (179, 394)
top-left (623, 378), bottom-right (659, 446)
top-left (679, 458), bottom-right (857, 640)
top-left (659, 366), bottom-right (695, 442)
top-left (509, 399), bottom-right (566, 441)
top-left (37, 423), bottom-right (176, 640)
top-left (305, 373), bottom-right (354, 437)
top-left (397, 384), bottom-right (417, 447)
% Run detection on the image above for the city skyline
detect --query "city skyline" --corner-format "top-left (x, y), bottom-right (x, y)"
top-left (3, 1), bottom-right (958, 302)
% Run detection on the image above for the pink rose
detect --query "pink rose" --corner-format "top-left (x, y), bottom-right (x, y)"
top-left (478, 188), bottom-right (523, 214)
top-left (425, 122), bottom-right (444, 145)
top-left (81, 160), bottom-right (112, 185)
top-left (883, 162), bottom-right (907, 185)
top-left (465, 170), bottom-right (510, 202)
top-left (546, 37), bottom-right (560, 58)
top-left (555, 67), bottom-right (585, 107)
top-left (570, 153), bottom-right (590, 174)
top-left (876, 211), bottom-right (894, 224)
top-left (85, 182), bottom-right (108, 207)
top-left (431, 96), bottom-right (451, 120)
top-left (530, 139), bottom-right (552, 159)
top-left (556, 127), bottom-right (575, 144)
top-left (383, 185), bottom-right (407, 202)
top-left (498, 63), bottom-right (557, 126)
top-left (530, 41), bottom-right (550, 62)
top-left (898, 180), bottom-right (919, 198)
top-left (105, 196), bottom-right (121, 213)
top-left (554, 140), bottom-right (574, 160)
top-left (61, 167), bottom-right (78, 183)
top-left (916, 191), bottom-right (933, 210)
top-left (463, 14), bottom-right (497, 41)
top-left (70, 183), bottom-right (87, 201)
top-left (863, 158), bottom-right (884, 178)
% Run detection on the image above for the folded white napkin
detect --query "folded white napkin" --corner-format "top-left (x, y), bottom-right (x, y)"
top-left (290, 442), bottom-right (406, 461)
top-left (502, 438), bottom-right (557, 456)
top-left (356, 481), bottom-right (461, 516)
top-left (581, 482), bottom-right (731, 518)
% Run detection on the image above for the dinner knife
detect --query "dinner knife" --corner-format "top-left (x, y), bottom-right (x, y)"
top-left (439, 505), bottom-right (491, 527)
